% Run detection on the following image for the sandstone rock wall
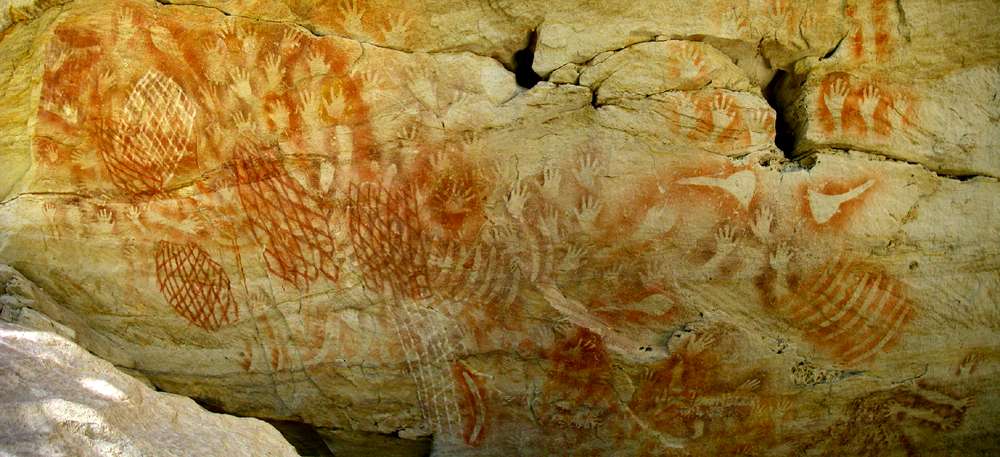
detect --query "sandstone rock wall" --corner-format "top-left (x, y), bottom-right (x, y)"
top-left (0, 0), bottom-right (998, 455)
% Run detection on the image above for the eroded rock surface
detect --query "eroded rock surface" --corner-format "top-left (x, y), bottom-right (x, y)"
top-left (0, 0), bottom-right (998, 455)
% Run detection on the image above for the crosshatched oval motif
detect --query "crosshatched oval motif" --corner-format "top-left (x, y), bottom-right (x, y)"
top-left (155, 240), bottom-right (238, 331)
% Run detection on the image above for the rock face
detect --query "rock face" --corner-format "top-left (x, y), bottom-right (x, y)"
top-left (0, 0), bottom-right (998, 455)
top-left (0, 321), bottom-right (299, 456)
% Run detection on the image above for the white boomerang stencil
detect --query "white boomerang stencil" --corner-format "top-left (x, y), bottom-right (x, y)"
top-left (808, 179), bottom-right (875, 224)
top-left (678, 170), bottom-right (756, 209)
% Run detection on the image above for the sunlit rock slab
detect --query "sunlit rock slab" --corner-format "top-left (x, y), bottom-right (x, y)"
top-left (0, 321), bottom-right (299, 457)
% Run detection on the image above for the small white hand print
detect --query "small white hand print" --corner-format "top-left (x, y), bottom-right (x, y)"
top-left (381, 14), bottom-right (413, 48)
top-left (176, 216), bottom-right (204, 235)
top-left (398, 125), bottom-right (418, 143)
top-left (268, 101), bottom-right (290, 132)
top-left (264, 54), bottom-right (283, 91)
top-left (771, 398), bottom-right (793, 418)
top-left (605, 264), bottom-right (626, 282)
top-left (97, 69), bottom-right (116, 90)
top-left (67, 148), bottom-right (88, 165)
top-left (574, 153), bottom-right (602, 190)
top-left (858, 85), bottom-right (881, 130)
top-left (96, 208), bottom-right (115, 231)
top-left (885, 96), bottom-right (909, 130)
top-left (441, 181), bottom-right (475, 211)
top-left (714, 225), bottom-right (738, 257)
top-left (116, 8), bottom-right (138, 44)
top-left (60, 104), bottom-right (79, 125)
top-left (217, 20), bottom-right (237, 40)
top-left (280, 28), bottom-right (301, 51)
top-left (769, 244), bottom-right (792, 271)
top-left (324, 87), bottom-right (347, 118)
top-left (558, 245), bottom-right (587, 273)
top-left (750, 207), bottom-right (773, 242)
top-left (710, 93), bottom-right (736, 137)
top-left (640, 258), bottom-right (667, 288)
top-left (748, 108), bottom-right (776, 145)
top-left (405, 69), bottom-right (438, 109)
top-left (769, 0), bottom-right (792, 16)
top-left (231, 111), bottom-right (256, 134)
top-left (461, 130), bottom-right (483, 153)
top-left (886, 98), bottom-right (907, 131)
top-left (356, 67), bottom-right (383, 88)
top-left (738, 377), bottom-right (762, 392)
top-left (240, 31), bottom-right (260, 63)
top-left (677, 44), bottom-right (705, 81)
top-left (339, 0), bottom-right (368, 38)
top-left (506, 181), bottom-right (529, 221)
top-left (574, 196), bottom-right (602, 229)
top-left (686, 332), bottom-right (717, 354)
top-left (307, 50), bottom-right (330, 76)
top-left (825, 79), bottom-right (850, 128)
top-left (299, 90), bottom-right (321, 116)
top-left (432, 150), bottom-right (454, 172)
top-left (541, 166), bottom-right (562, 199)
top-left (485, 224), bottom-right (515, 245)
top-left (229, 68), bottom-right (253, 100)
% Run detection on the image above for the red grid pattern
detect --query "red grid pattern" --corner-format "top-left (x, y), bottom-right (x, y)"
top-left (346, 182), bottom-right (430, 300)
top-left (98, 71), bottom-right (197, 196)
top-left (155, 240), bottom-right (238, 331)
top-left (232, 144), bottom-right (339, 290)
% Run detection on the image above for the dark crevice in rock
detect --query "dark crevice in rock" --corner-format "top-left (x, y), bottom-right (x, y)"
top-left (190, 397), bottom-right (434, 457)
top-left (265, 420), bottom-right (335, 457)
top-left (763, 69), bottom-right (796, 155)
top-left (819, 146), bottom-right (997, 182)
top-left (513, 30), bottom-right (542, 89)
top-left (191, 397), bottom-right (228, 413)
top-left (317, 428), bottom-right (433, 457)
top-left (191, 398), bottom-right (335, 456)
top-left (821, 35), bottom-right (845, 60)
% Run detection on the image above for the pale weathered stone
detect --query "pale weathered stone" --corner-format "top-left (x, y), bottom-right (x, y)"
top-left (0, 0), bottom-right (998, 455)
top-left (0, 321), bottom-right (299, 456)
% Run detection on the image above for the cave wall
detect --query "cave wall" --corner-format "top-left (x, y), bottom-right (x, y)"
top-left (1, 0), bottom-right (998, 454)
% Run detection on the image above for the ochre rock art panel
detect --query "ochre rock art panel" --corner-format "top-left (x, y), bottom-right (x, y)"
top-left (1, 0), bottom-right (999, 455)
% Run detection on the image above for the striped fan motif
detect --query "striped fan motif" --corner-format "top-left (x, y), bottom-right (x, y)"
top-left (779, 258), bottom-right (912, 365)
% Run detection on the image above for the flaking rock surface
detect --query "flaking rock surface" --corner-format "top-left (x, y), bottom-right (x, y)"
top-left (0, 0), bottom-right (998, 455)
